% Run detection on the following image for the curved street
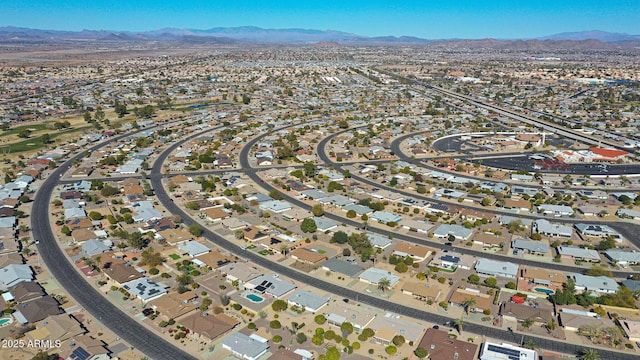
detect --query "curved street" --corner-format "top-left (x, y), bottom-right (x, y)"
top-left (149, 122), bottom-right (638, 359)
top-left (31, 128), bottom-right (198, 360)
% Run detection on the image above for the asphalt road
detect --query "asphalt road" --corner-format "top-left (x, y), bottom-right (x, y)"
top-left (147, 122), bottom-right (640, 359)
top-left (31, 127), bottom-right (198, 360)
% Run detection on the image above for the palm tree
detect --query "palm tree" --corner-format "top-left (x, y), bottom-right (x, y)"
top-left (545, 319), bottom-right (557, 333)
top-left (377, 278), bottom-right (391, 293)
top-left (523, 339), bottom-right (537, 350)
top-left (580, 348), bottom-right (600, 360)
top-left (521, 318), bottom-right (534, 329)
top-left (454, 317), bottom-right (464, 334)
top-left (462, 298), bottom-right (476, 315)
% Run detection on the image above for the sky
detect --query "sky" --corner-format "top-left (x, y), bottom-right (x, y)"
top-left (2, 0), bottom-right (639, 39)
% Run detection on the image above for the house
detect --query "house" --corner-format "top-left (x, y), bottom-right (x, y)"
top-left (401, 219), bottom-right (434, 234)
top-left (129, 201), bottom-right (162, 222)
top-left (358, 268), bottom-right (400, 288)
top-left (323, 301), bottom-right (376, 332)
top-left (181, 312), bottom-right (239, 341)
top-left (432, 224), bottom-right (473, 241)
top-left (290, 248), bottom-right (328, 265)
top-left (202, 207), bottom-right (230, 222)
top-left (178, 241), bottom-right (211, 257)
top-left (500, 302), bottom-right (554, 325)
top-left (557, 246), bottom-right (600, 262)
top-left (13, 295), bottom-right (63, 324)
top-left (158, 228), bottom-right (193, 245)
top-left (245, 274), bottom-right (297, 298)
top-left (370, 211), bottom-right (402, 224)
top-left (604, 250), bottom-right (640, 266)
top-left (617, 208), bottom-right (640, 220)
top-left (392, 242), bottom-right (431, 262)
top-left (221, 217), bottom-right (250, 231)
top-left (400, 281), bottom-right (441, 302)
top-left (475, 258), bottom-right (518, 278)
top-left (259, 200), bottom-right (292, 213)
top-left (511, 239), bottom-right (549, 256)
top-left (503, 198), bottom-right (532, 211)
top-left (449, 288), bottom-right (492, 313)
top-left (369, 314), bottom-right (425, 345)
top-left (577, 205), bottom-right (607, 216)
top-left (559, 309), bottom-right (616, 332)
top-left (520, 267), bottom-right (565, 287)
top-left (25, 313), bottom-right (85, 344)
top-left (104, 263), bottom-right (144, 285)
top-left (418, 328), bottom-right (478, 360)
top-left (480, 342), bottom-right (537, 360)
top-left (221, 332), bottom-right (269, 360)
top-left (342, 203), bottom-right (372, 216)
top-left (313, 217), bottom-right (339, 232)
top-left (620, 319), bottom-right (640, 343)
top-left (534, 219), bottom-right (572, 238)
top-left (242, 226), bottom-right (269, 242)
top-left (537, 204), bottom-right (574, 217)
top-left (472, 232), bottom-right (509, 248)
top-left (321, 259), bottom-right (363, 278)
top-left (219, 263), bottom-right (261, 284)
top-left (7, 282), bottom-right (45, 303)
top-left (367, 233), bottom-right (393, 249)
top-left (569, 273), bottom-right (619, 294)
top-left (574, 224), bottom-right (620, 239)
top-left (149, 291), bottom-right (198, 320)
top-left (287, 290), bottom-right (331, 313)
top-left (122, 277), bottom-right (167, 303)
top-left (79, 238), bottom-right (112, 258)
top-left (0, 264), bottom-right (33, 290)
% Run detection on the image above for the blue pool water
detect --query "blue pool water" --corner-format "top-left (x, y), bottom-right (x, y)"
top-left (0, 318), bottom-right (12, 326)
top-left (535, 288), bottom-right (554, 295)
top-left (246, 294), bottom-right (264, 303)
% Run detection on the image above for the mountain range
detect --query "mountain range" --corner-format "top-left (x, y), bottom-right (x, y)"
top-left (0, 26), bottom-right (639, 48)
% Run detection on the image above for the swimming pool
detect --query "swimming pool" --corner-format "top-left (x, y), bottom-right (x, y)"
top-left (246, 293), bottom-right (265, 303)
top-left (0, 317), bottom-right (13, 326)
top-left (535, 287), bottom-right (554, 295)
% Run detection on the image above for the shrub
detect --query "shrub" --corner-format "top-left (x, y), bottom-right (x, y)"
top-left (483, 309), bottom-right (491, 315)
top-left (247, 322), bottom-right (256, 330)
top-left (385, 345), bottom-right (397, 355)
top-left (269, 320), bottom-right (281, 329)
top-left (149, 268), bottom-right (159, 275)
top-left (438, 277), bottom-right (446, 283)
top-left (272, 335), bottom-right (282, 343)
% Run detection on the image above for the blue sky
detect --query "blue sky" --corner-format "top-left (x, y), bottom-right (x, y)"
top-left (2, 0), bottom-right (639, 38)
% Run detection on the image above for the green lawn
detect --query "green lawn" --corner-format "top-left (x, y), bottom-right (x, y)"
top-left (0, 123), bottom-right (50, 137)
top-left (0, 126), bottom-right (91, 154)
top-left (169, 254), bottom-right (180, 260)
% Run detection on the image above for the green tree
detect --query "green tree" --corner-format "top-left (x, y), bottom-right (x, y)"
top-left (88, 211), bottom-right (103, 220)
top-left (521, 318), bottom-right (534, 329)
top-left (580, 348), bottom-right (600, 360)
top-left (271, 299), bottom-right (288, 312)
top-left (332, 231), bottom-right (349, 244)
top-left (484, 277), bottom-right (498, 287)
top-left (462, 298), bottom-right (476, 315)
top-left (346, 209), bottom-right (357, 218)
top-left (377, 278), bottom-right (391, 293)
top-left (468, 274), bottom-right (480, 284)
top-left (454, 317), bottom-right (464, 333)
top-left (18, 129), bottom-right (31, 138)
top-left (414, 347), bottom-right (429, 358)
top-left (585, 265), bottom-right (613, 278)
top-left (394, 262), bottom-right (409, 273)
top-left (83, 111), bottom-right (92, 123)
top-left (325, 347), bottom-right (340, 360)
top-left (392, 335), bottom-right (405, 346)
top-left (314, 314), bottom-right (327, 324)
top-left (303, 162), bottom-right (317, 177)
top-left (31, 352), bottom-right (60, 360)
top-left (40, 133), bottom-right (50, 144)
top-left (61, 225), bottom-right (72, 236)
top-left (340, 322), bottom-right (354, 336)
top-left (300, 218), bottom-right (317, 233)
top-left (312, 204), bottom-right (324, 217)
top-left (188, 224), bottom-right (202, 236)
top-left (269, 189), bottom-right (284, 200)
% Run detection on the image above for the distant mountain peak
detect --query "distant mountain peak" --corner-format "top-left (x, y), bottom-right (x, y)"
top-left (539, 30), bottom-right (640, 43)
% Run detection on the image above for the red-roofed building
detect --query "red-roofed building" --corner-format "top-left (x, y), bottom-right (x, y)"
top-left (511, 295), bottom-right (525, 304)
top-left (590, 147), bottom-right (629, 162)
